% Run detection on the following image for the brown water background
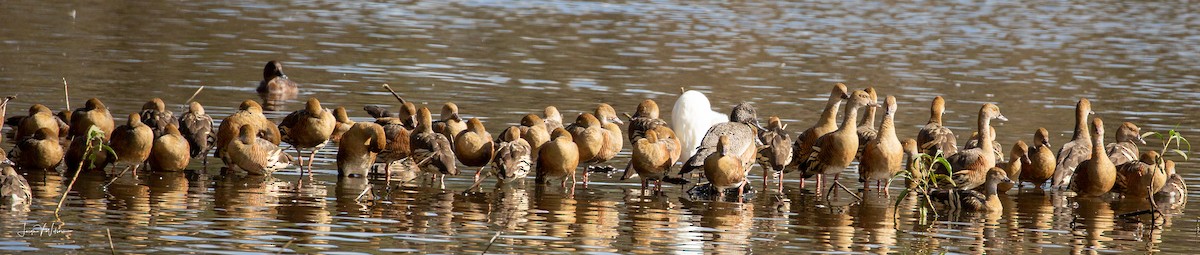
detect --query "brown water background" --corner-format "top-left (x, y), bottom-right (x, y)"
top-left (1, 0), bottom-right (1199, 253)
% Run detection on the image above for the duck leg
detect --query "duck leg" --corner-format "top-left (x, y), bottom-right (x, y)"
top-left (737, 184), bottom-right (744, 203)
top-left (763, 167), bottom-right (770, 191)
top-left (583, 166), bottom-right (590, 189)
top-left (640, 179), bottom-right (648, 196)
top-left (307, 147), bottom-right (319, 168)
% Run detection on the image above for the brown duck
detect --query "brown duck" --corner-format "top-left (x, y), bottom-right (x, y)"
top-left (1153, 160), bottom-right (1186, 209)
top-left (432, 102), bottom-right (467, 144)
top-left (278, 98), bottom-right (336, 171)
top-left (337, 122), bottom-right (387, 178)
top-left (149, 124), bottom-right (190, 172)
top-left (567, 113), bottom-right (610, 187)
top-left (69, 98), bottom-right (116, 141)
top-left (963, 126), bottom-right (1004, 162)
top-left (257, 61), bottom-right (299, 97)
top-left (410, 107), bottom-right (459, 186)
top-left (704, 135), bottom-right (755, 202)
top-left (859, 95), bottom-right (902, 193)
top-left (626, 99), bottom-right (668, 143)
top-left (1051, 98), bottom-right (1094, 189)
top-left (756, 116), bottom-right (792, 192)
top-left (788, 83), bottom-right (849, 185)
top-left (110, 113), bottom-right (154, 172)
top-left (996, 141), bottom-right (1030, 192)
top-left (933, 168), bottom-right (1012, 212)
top-left (372, 114), bottom-right (413, 182)
top-left (455, 118), bottom-right (495, 186)
top-left (1112, 151), bottom-right (1167, 198)
top-left (0, 159), bottom-right (30, 208)
top-left (543, 106), bottom-right (564, 132)
top-left (1106, 122), bottom-right (1144, 166)
top-left (139, 98), bottom-right (176, 138)
top-left (13, 128), bottom-right (64, 170)
top-left (1020, 128), bottom-right (1057, 188)
top-left (536, 128), bottom-right (580, 190)
top-left (225, 124), bottom-right (292, 175)
top-left (796, 89), bottom-right (878, 192)
top-left (518, 114), bottom-right (551, 161)
top-left (1071, 118), bottom-right (1116, 197)
top-left (856, 87), bottom-right (879, 153)
top-left (630, 127), bottom-right (682, 195)
top-left (901, 139), bottom-right (923, 189)
top-left (216, 100), bottom-right (282, 165)
top-left (329, 106), bottom-right (355, 143)
top-left (916, 96), bottom-right (957, 157)
top-left (939, 103), bottom-right (1007, 190)
top-left (682, 103), bottom-right (762, 180)
top-left (177, 102), bottom-right (214, 165)
top-left (14, 104), bottom-right (64, 142)
top-left (469, 126), bottom-right (532, 191)
top-left (593, 103), bottom-right (625, 169)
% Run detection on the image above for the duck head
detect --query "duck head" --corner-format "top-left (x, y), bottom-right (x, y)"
top-left (144, 98), bottom-right (166, 112)
top-left (1117, 122), bottom-right (1145, 145)
top-left (334, 107), bottom-right (350, 123)
top-left (1012, 140), bottom-right (1031, 165)
top-left (263, 60), bottom-right (286, 81)
top-left (981, 103), bottom-right (1007, 122)
top-left (441, 102), bottom-right (461, 121)
top-left (576, 113), bottom-right (602, 128)
top-left (595, 103), bottom-right (623, 125)
top-left (730, 102), bottom-right (763, 130)
top-left (520, 114), bottom-right (544, 127)
top-left (550, 127), bottom-right (572, 141)
top-left (417, 107), bottom-right (434, 132)
top-left (634, 99), bottom-right (660, 119)
top-left (304, 98), bottom-right (323, 117)
top-left (188, 102), bottom-right (206, 115)
top-left (1035, 128), bottom-right (1051, 148)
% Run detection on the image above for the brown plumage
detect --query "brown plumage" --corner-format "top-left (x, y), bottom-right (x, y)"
top-left (543, 106), bottom-right (564, 132)
top-left (398, 102), bottom-right (418, 129)
top-left (1112, 151), bottom-right (1167, 198)
top-left (1154, 160), bottom-right (1186, 209)
top-left (456, 118), bottom-right (495, 185)
top-left (469, 126), bottom-right (532, 191)
top-left (996, 141), bottom-right (1030, 192)
top-left (0, 159), bottom-right (30, 208)
top-left (630, 128), bottom-right (681, 195)
top-left (682, 102), bottom-right (762, 177)
top-left (337, 122), bottom-right (387, 178)
top-left (1072, 118), bottom-right (1117, 197)
top-left (410, 107), bottom-right (459, 184)
top-left (373, 116), bottom-right (412, 179)
top-left (594, 103), bottom-right (625, 164)
top-left (856, 87), bottom-right (879, 153)
top-left (567, 113), bottom-right (610, 187)
top-left (536, 128), bottom-right (579, 189)
top-left (939, 103), bottom-right (1007, 190)
top-left (518, 114), bottom-right (551, 161)
top-left (1021, 128), bottom-right (1057, 188)
top-left (15, 104), bottom-right (65, 143)
top-left (139, 98), bottom-right (176, 138)
top-left (149, 124), bottom-right (191, 172)
top-left (432, 102), bottom-right (467, 144)
top-left (797, 89), bottom-right (878, 192)
top-left (933, 168), bottom-right (1012, 212)
top-left (330, 107), bottom-right (355, 143)
top-left (257, 60), bottom-right (299, 97)
top-left (916, 96), bottom-right (957, 157)
top-left (1106, 122), bottom-right (1144, 166)
top-left (788, 83), bottom-right (849, 178)
top-left (704, 135), bottom-right (754, 202)
top-left (278, 98), bottom-right (336, 170)
top-left (69, 98), bottom-right (116, 141)
top-left (963, 126), bottom-right (1004, 162)
top-left (13, 128), bottom-right (63, 170)
top-left (216, 100), bottom-right (281, 166)
top-left (627, 99), bottom-right (668, 143)
top-left (110, 113), bottom-right (154, 171)
top-left (859, 95), bottom-right (902, 193)
top-left (225, 124), bottom-right (292, 175)
top-left (756, 116), bottom-right (793, 192)
top-left (177, 102), bottom-right (214, 164)
top-left (1051, 98), bottom-right (1095, 189)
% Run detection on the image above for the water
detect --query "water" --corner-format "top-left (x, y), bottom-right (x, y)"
top-left (1, 0), bottom-right (1199, 253)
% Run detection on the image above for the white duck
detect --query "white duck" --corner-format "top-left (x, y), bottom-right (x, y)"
top-left (672, 90), bottom-right (728, 160)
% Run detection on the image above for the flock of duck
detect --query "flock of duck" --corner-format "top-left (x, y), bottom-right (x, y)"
top-left (0, 61), bottom-right (1189, 214)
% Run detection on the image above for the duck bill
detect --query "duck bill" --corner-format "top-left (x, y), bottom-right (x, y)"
top-left (1137, 136), bottom-right (1147, 145)
top-left (996, 114), bottom-right (1008, 121)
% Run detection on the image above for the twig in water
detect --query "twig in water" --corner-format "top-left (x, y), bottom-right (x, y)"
top-left (481, 230), bottom-right (503, 255)
top-left (103, 165), bottom-right (134, 188)
top-left (106, 228), bottom-right (115, 255)
top-left (184, 86), bottom-right (205, 105)
top-left (276, 238), bottom-right (295, 255)
top-left (63, 78), bottom-right (70, 110)
top-left (381, 84), bottom-right (407, 104)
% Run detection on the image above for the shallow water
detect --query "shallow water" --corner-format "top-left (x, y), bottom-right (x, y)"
top-left (2, 0), bottom-right (1199, 253)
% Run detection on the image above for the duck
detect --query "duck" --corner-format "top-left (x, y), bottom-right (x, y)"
top-left (12, 128), bottom-right (64, 170)
top-left (14, 104), bottom-right (65, 142)
top-left (996, 141), bottom-right (1030, 192)
top-left (139, 98), bottom-right (175, 138)
top-left (257, 60), bottom-right (300, 97)
top-left (672, 90), bottom-right (729, 161)
top-left (278, 98), bottom-right (336, 171)
top-left (856, 87), bottom-right (879, 153)
top-left (518, 114), bottom-right (551, 161)
top-left (788, 83), bottom-right (849, 188)
top-left (1071, 118), bottom-right (1117, 197)
top-left (796, 89), bottom-right (878, 192)
top-left (363, 105), bottom-right (393, 119)
top-left (859, 95), bottom-right (902, 193)
top-left (594, 103), bottom-right (625, 165)
top-left (1051, 98), bottom-right (1095, 189)
top-left (109, 113), bottom-right (154, 172)
top-left (225, 124), bottom-right (292, 175)
top-left (630, 127), bottom-right (682, 195)
top-left (69, 98), bottom-right (116, 141)
top-left (536, 128), bottom-right (580, 189)
top-left (938, 103), bottom-right (1007, 191)
top-left (1112, 151), bottom-right (1168, 198)
top-left (149, 124), bottom-right (190, 172)
top-left (398, 102), bottom-right (419, 129)
top-left (433, 102), bottom-right (467, 144)
top-left (932, 168), bottom-right (1012, 212)
top-left (372, 114), bottom-right (413, 182)
top-left (1153, 160), bottom-right (1186, 209)
top-left (756, 116), bottom-right (793, 192)
top-left (410, 107), bottom-right (459, 186)
top-left (0, 158), bottom-right (31, 208)
top-left (177, 102), bottom-right (214, 165)
top-left (216, 100), bottom-right (282, 166)
top-left (916, 96), bottom-right (957, 157)
top-left (1020, 128), bottom-right (1057, 188)
top-left (469, 126), bottom-right (532, 191)
top-left (681, 103), bottom-right (761, 182)
top-left (543, 106), bottom-right (564, 132)
top-left (1106, 122), bottom-right (1144, 166)
top-left (566, 113), bottom-right (610, 187)
top-left (329, 107), bottom-right (355, 143)
top-left (455, 118), bottom-right (495, 186)
top-left (963, 126), bottom-right (1004, 162)
top-left (901, 138), bottom-right (923, 189)
top-left (704, 135), bottom-right (755, 202)
top-left (627, 99), bottom-right (669, 143)
top-left (337, 122), bottom-right (387, 178)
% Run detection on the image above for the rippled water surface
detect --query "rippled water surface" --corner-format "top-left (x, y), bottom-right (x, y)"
top-left (2, 0), bottom-right (1199, 253)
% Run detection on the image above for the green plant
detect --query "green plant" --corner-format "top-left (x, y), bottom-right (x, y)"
top-left (1142, 129), bottom-right (1190, 171)
top-left (55, 126), bottom-right (116, 215)
top-left (893, 151), bottom-right (955, 222)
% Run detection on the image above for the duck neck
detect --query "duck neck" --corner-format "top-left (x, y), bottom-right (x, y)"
top-left (819, 97), bottom-right (842, 129)
top-left (929, 107), bottom-right (943, 125)
top-left (838, 104), bottom-right (861, 134)
top-left (879, 113), bottom-right (896, 140)
top-left (978, 115), bottom-right (994, 153)
top-left (1091, 132), bottom-right (1106, 158)
top-left (859, 105), bottom-right (876, 128)
top-left (1073, 110), bottom-right (1090, 141)
top-left (982, 181), bottom-right (999, 196)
